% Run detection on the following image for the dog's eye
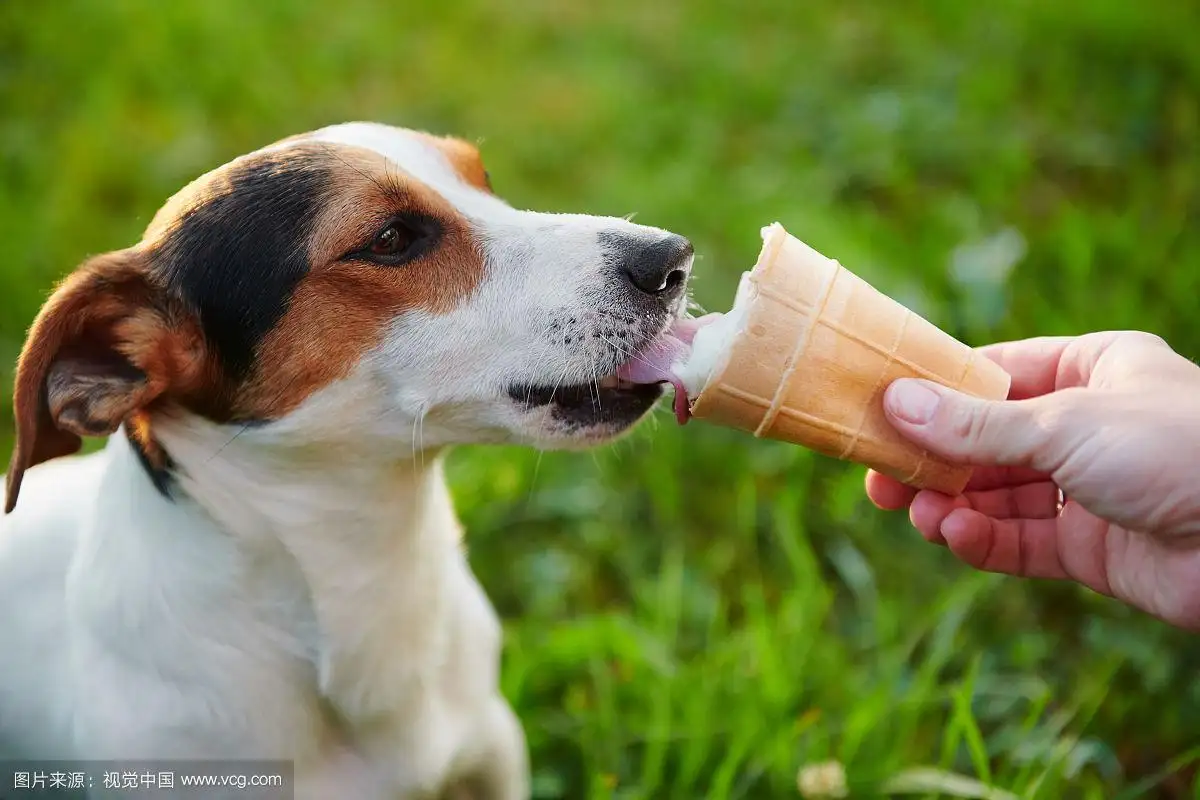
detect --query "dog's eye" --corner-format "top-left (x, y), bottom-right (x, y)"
top-left (370, 224), bottom-right (409, 256)
top-left (350, 216), bottom-right (441, 266)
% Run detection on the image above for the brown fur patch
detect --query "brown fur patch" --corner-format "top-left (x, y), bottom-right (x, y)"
top-left (126, 411), bottom-right (170, 472)
top-left (413, 132), bottom-right (493, 193)
top-left (5, 250), bottom-right (217, 512)
top-left (234, 145), bottom-right (488, 419)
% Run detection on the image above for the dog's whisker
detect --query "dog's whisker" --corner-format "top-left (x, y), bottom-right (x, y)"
top-left (205, 423), bottom-right (251, 464)
top-left (596, 333), bottom-right (662, 375)
top-left (596, 334), bottom-right (635, 358)
top-left (546, 323), bottom-right (575, 406)
top-left (323, 145), bottom-right (397, 201)
top-left (588, 355), bottom-right (602, 410)
top-left (526, 449), bottom-right (546, 506)
top-left (411, 402), bottom-right (428, 467)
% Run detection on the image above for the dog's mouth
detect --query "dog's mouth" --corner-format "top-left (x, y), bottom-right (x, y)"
top-left (510, 378), bottom-right (666, 430)
top-left (507, 316), bottom-right (718, 430)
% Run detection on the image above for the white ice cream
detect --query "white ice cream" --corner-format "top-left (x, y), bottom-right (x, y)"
top-left (672, 269), bottom-right (757, 399)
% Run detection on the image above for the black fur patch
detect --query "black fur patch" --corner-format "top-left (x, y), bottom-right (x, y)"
top-left (124, 427), bottom-right (174, 499)
top-left (153, 151), bottom-right (331, 381)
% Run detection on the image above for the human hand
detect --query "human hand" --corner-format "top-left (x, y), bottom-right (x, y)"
top-left (865, 331), bottom-right (1200, 631)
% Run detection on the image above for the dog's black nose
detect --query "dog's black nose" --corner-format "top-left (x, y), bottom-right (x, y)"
top-left (602, 232), bottom-right (694, 302)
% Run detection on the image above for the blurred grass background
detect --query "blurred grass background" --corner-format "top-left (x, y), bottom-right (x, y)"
top-left (2, 0), bottom-right (1199, 797)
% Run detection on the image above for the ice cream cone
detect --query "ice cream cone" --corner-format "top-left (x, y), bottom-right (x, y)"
top-left (687, 223), bottom-right (1012, 495)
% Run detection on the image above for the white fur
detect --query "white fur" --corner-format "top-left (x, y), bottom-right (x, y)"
top-left (0, 123), bottom-right (689, 798)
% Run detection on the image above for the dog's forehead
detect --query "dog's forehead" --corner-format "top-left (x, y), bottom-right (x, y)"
top-left (143, 123), bottom-right (486, 242)
top-left (307, 123), bottom-right (477, 194)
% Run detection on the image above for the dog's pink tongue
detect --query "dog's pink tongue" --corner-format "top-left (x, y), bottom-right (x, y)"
top-left (615, 315), bottom-right (719, 425)
top-left (615, 338), bottom-right (691, 424)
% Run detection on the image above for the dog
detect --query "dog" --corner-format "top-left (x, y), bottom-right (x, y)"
top-left (0, 122), bottom-right (697, 798)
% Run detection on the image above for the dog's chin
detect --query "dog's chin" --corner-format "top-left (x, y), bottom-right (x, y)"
top-left (506, 378), bottom-right (665, 447)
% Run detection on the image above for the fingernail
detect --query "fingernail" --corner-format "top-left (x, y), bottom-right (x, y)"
top-left (886, 380), bottom-right (940, 425)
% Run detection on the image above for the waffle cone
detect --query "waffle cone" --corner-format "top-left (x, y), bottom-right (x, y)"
top-left (689, 223), bottom-right (1012, 495)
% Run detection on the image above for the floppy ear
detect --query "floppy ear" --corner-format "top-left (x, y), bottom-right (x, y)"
top-left (5, 249), bottom-right (206, 513)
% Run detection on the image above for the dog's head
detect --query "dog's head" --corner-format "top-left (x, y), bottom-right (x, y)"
top-left (5, 122), bottom-right (697, 512)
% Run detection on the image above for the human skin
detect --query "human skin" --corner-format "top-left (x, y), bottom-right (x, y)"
top-left (865, 331), bottom-right (1200, 631)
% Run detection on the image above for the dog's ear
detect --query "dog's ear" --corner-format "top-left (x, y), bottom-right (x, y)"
top-left (5, 249), bottom-right (207, 513)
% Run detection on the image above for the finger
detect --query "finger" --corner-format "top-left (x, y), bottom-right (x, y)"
top-left (864, 470), bottom-right (917, 510)
top-left (963, 465), bottom-right (1053, 492)
top-left (939, 509), bottom-right (1070, 580)
top-left (869, 464), bottom-right (1048, 500)
top-left (909, 490), bottom-right (969, 545)
top-left (962, 481), bottom-right (1061, 520)
top-left (882, 380), bottom-right (1062, 470)
top-left (975, 331), bottom-right (1179, 397)
top-left (976, 336), bottom-right (1076, 399)
top-left (1056, 330), bottom-right (1191, 388)
top-left (1052, 501), bottom-right (1116, 597)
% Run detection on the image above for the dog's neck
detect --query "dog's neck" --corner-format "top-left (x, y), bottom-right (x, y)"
top-left (139, 410), bottom-right (470, 725)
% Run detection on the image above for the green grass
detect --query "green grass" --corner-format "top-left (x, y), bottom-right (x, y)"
top-left (3, 0), bottom-right (1200, 797)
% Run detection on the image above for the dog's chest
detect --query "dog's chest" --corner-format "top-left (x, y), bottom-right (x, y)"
top-left (314, 551), bottom-right (504, 795)
top-left (46, 441), bottom-right (510, 797)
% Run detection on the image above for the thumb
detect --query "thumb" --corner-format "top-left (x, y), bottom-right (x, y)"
top-left (882, 378), bottom-right (1054, 468)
